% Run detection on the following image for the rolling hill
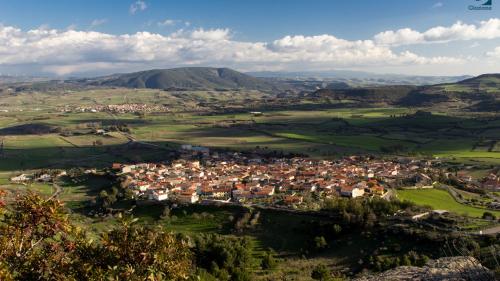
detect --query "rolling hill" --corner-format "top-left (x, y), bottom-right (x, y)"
top-left (309, 74), bottom-right (500, 110)
top-left (449, 73), bottom-right (500, 92)
top-left (84, 67), bottom-right (286, 92)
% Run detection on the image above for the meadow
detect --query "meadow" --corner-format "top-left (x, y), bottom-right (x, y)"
top-left (0, 88), bottom-right (498, 173)
top-left (396, 188), bottom-right (500, 218)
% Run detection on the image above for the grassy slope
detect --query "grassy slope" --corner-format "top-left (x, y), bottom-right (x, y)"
top-left (397, 188), bottom-right (500, 218)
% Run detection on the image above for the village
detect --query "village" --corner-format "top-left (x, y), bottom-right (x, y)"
top-left (111, 145), bottom-right (446, 207)
top-left (59, 103), bottom-right (170, 114)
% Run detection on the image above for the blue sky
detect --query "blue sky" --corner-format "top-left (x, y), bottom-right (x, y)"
top-left (0, 0), bottom-right (499, 76)
top-left (0, 0), bottom-right (493, 40)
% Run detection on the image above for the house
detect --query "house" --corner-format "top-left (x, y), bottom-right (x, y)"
top-left (340, 185), bottom-right (365, 198)
top-left (149, 190), bottom-right (169, 201)
top-left (370, 185), bottom-right (385, 196)
top-left (36, 174), bottom-right (52, 182)
top-left (177, 190), bottom-right (199, 204)
top-left (482, 175), bottom-right (500, 190)
top-left (10, 174), bottom-right (31, 183)
top-left (136, 182), bottom-right (150, 192)
top-left (415, 173), bottom-right (432, 187)
top-left (121, 165), bottom-right (134, 174)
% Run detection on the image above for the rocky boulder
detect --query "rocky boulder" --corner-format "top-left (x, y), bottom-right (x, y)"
top-left (354, 256), bottom-right (494, 281)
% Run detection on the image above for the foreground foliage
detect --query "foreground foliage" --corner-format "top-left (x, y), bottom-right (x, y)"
top-left (0, 191), bottom-right (259, 281)
top-left (0, 191), bottom-right (192, 280)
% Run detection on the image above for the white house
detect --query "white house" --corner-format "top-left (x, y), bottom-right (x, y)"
top-left (10, 174), bottom-right (31, 183)
top-left (36, 174), bottom-right (52, 182)
top-left (149, 190), bottom-right (169, 201)
top-left (340, 186), bottom-right (365, 198)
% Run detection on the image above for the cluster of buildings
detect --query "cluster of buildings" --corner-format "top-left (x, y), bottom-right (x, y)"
top-left (60, 103), bottom-right (169, 114)
top-left (456, 171), bottom-right (500, 190)
top-left (113, 150), bottom-right (439, 207)
top-left (10, 170), bottom-right (66, 183)
top-left (481, 173), bottom-right (500, 190)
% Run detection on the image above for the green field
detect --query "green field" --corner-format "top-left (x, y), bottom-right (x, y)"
top-left (0, 88), bottom-right (499, 173)
top-left (397, 188), bottom-right (500, 218)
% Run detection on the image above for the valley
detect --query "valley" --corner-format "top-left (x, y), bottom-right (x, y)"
top-left (0, 68), bottom-right (499, 280)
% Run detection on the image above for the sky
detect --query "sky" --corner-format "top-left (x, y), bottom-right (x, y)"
top-left (0, 0), bottom-right (499, 77)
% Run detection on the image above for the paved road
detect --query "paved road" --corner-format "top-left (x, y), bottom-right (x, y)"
top-left (477, 225), bottom-right (500, 235)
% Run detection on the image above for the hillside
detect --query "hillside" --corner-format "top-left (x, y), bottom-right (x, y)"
top-left (310, 74), bottom-right (500, 110)
top-left (84, 67), bottom-right (286, 92)
top-left (249, 70), bottom-right (470, 86)
top-left (309, 85), bottom-right (418, 105)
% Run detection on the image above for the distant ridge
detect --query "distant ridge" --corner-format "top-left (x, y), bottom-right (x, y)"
top-left (455, 73), bottom-right (500, 89)
top-left (248, 70), bottom-right (471, 86)
top-left (309, 73), bottom-right (500, 110)
top-left (84, 67), bottom-right (285, 91)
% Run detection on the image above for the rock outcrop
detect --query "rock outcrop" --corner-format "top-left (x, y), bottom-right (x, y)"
top-left (354, 256), bottom-right (494, 281)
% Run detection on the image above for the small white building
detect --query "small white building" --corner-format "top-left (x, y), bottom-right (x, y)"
top-left (121, 165), bottom-right (134, 174)
top-left (10, 174), bottom-right (31, 183)
top-left (149, 190), bottom-right (169, 201)
top-left (340, 186), bottom-right (365, 198)
top-left (37, 174), bottom-right (52, 182)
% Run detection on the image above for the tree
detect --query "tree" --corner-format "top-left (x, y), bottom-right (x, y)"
top-left (95, 216), bottom-right (193, 280)
top-left (0, 192), bottom-right (193, 280)
top-left (0, 191), bottom-right (74, 280)
top-left (483, 211), bottom-right (496, 220)
top-left (193, 234), bottom-right (254, 280)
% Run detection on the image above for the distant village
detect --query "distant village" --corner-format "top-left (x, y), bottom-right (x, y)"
top-left (60, 103), bottom-right (169, 114)
top-left (9, 145), bottom-right (499, 208)
top-left (111, 145), bottom-right (444, 207)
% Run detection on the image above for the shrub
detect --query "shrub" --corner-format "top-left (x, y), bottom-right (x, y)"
top-left (311, 264), bottom-right (331, 280)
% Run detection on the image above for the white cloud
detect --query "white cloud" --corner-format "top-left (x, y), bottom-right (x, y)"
top-left (486, 46), bottom-right (500, 58)
top-left (190, 28), bottom-right (230, 40)
top-left (90, 19), bottom-right (107, 28)
top-left (129, 1), bottom-right (147, 15)
top-left (432, 2), bottom-right (443, 8)
top-left (157, 19), bottom-right (191, 28)
top-left (374, 18), bottom-right (500, 46)
top-left (158, 19), bottom-right (176, 27)
top-left (0, 23), bottom-right (482, 76)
